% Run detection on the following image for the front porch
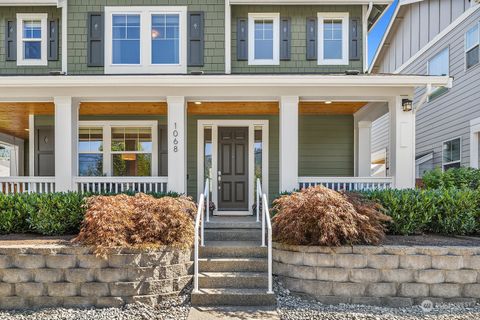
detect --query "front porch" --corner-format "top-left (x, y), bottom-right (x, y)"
top-left (0, 74), bottom-right (451, 213)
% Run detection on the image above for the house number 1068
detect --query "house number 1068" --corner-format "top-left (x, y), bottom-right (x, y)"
top-left (173, 123), bottom-right (179, 153)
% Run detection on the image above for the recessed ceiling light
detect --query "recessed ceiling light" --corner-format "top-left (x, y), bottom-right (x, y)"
top-left (194, 101), bottom-right (202, 105)
top-left (24, 129), bottom-right (29, 132)
top-left (325, 101), bottom-right (332, 104)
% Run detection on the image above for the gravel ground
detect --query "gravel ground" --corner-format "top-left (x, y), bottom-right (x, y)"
top-left (275, 278), bottom-right (480, 320)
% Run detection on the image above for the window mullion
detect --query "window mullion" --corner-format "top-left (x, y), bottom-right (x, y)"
top-left (104, 125), bottom-right (112, 176)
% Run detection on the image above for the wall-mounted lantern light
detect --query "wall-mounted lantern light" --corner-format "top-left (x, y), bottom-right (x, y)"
top-left (402, 99), bottom-right (413, 112)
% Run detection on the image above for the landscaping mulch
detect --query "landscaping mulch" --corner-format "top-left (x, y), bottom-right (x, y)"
top-left (382, 234), bottom-right (480, 247)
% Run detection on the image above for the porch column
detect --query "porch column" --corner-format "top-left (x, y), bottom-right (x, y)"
top-left (357, 121), bottom-right (372, 176)
top-left (54, 96), bottom-right (79, 192)
top-left (389, 96), bottom-right (415, 189)
top-left (279, 96), bottom-right (299, 192)
top-left (167, 96), bottom-right (187, 194)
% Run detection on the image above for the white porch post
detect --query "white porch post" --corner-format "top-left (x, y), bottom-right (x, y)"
top-left (54, 96), bottom-right (78, 192)
top-left (279, 96), bottom-right (299, 192)
top-left (167, 96), bottom-right (187, 194)
top-left (357, 121), bottom-right (372, 177)
top-left (389, 96), bottom-right (415, 189)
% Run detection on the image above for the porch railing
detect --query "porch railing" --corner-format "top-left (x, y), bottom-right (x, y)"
top-left (0, 177), bottom-right (55, 194)
top-left (193, 179), bottom-right (209, 293)
top-left (256, 178), bottom-right (273, 294)
top-left (298, 177), bottom-right (394, 191)
top-left (74, 177), bottom-right (168, 194)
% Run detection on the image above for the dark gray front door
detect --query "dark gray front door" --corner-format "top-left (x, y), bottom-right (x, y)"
top-left (218, 127), bottom-right (249, 211)
top-left (34, 126), bottom-right (54, 176)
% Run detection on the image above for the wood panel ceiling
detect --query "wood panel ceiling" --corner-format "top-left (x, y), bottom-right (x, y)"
top-left (0, 101), bottom-right (367, 140)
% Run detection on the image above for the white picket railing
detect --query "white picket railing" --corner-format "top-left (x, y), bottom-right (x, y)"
top-left (298, 177), bottom-right (394, 191)
top-left (257, 179), bottom-right (273, 294)
top-left (74, 176), bottom-right (168, 194)
top-left (0, 177), bottom-right (55, 194)
top-left (193, 179), bottom-right (209, 293)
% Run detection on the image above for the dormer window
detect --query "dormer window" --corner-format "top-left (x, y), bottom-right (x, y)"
top-left (248, 13), bottom-right (280, 65)
top-left (105, 6), bottom-right (187, 74)
top-left (318, 13), bottom-right (349, 65)
top-left (17, 13), bottom-right (48, 66)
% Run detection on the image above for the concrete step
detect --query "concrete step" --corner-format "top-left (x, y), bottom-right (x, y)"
top-left (201, 241), bottom-right (266, 258)
top-left (204, 229), bottom-right (262, 241)
top-left (191, 288), bottom-right (276, 306)
top-left (205, 216), bottom-right (260, 229)
top-left (198, 272), bottom-right (268, 289)
top-left (199, 258), bottom-right (267, 272)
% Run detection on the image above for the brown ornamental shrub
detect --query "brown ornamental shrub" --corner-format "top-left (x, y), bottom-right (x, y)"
top-left (272, 186), bottom-right (391, 246)
top-left (74, 193), bottom-right (196, 256)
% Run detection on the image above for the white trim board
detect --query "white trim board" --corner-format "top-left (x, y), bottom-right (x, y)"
top-left (16, 13), bottom-right (48, 66)
top-left (470, 117), bottom-right (480, 169)
top-left (197, 119), bottom-right (269, 216)
top-left (318, 12), bottom-right (350, 66)
top-left (248, 13), bottom-right (280, 66)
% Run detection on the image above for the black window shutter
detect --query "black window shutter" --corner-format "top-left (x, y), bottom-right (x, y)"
top-left (5, 20), bottom-right (16, 61)
top-left (306, 17), bottom-right (317, 60)
top-left (87, 12), bottom-right (104, 67)
top-left (280, 18), bottom-right (291, 61)
top-left (187, 11), bottom-right (204, 67)
top-left (237, 18), bottom-right (248, 61)
top-left (349, 18), bottom-right (360, 61)
top-left (48, 19), bottom-right (59, 61)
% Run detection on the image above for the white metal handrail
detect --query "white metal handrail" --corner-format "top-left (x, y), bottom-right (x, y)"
top-left (193, 179), bottom-right (209, 293)
top-left (298, 176), bottom-right (394, 191)
top-left (256, 178), bottom-right (273, 294)
top-left (74, 176), bottom-right (168, 194)
top-left (0, 177), bottom-right (55, 194)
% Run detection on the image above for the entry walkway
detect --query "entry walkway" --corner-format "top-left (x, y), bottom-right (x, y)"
top-left (188, 306), bottom-right (280, 320)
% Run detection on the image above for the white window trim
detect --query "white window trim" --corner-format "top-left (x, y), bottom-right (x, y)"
top-left (465, 22), bottom-right (480, 70)
top-left (248, 13), bottom-right (280, 66)
top-left (441, 137), bottom-right (462, 171)
top-left (470, 117), bottom-right (480, 169)
top-left (78, 120), bottom-right (158, 177)
top-left (16, 13), bottom-right (48, 66)
top-left (104, 6), bottom-right (187, 74)
top-left (427, 47), bottom-right (450, 101)
top-left (317, 12), bottom-right (349, 66)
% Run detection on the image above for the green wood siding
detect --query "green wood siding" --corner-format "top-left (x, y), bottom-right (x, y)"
top-left (187, 115), bottom-right (279, 201)
top-left (299, 115), bottom-right (354, 177)
top-left (0, 6), bottom-right (62, 75)
top-left (67, 0), bottom-right (225, 75)
top-left (231, 5), bottom-right (363, 74)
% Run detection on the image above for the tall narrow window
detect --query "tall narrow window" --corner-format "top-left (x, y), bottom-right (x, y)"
top-left (78, 128), bottom-right (104, 176)
top-left (318, 13), bottom-right (349, 65)
top-left (254, 128), bottom-right (263, 192)
top-left (466, 24), bottom-right (479, 69)
top-left (17, 13), bottom-right (48, 66)
top-left (442, 138), bottom-right (461, 171)
top-left (112, 14), bottom-right (141, 64)
top-left (152, 14), bottom-right (180, 64)
top-left (204, 128), bottom-right (213, 194)
top-left (248, 13), bottom-right (279, 65)
top-left (428, 47), bottom-right (449, 100)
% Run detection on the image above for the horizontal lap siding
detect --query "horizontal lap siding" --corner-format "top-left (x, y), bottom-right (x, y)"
top-left (67, 0), bottom-right (225, 74)
top-left (0, 6), bottom-right (62, 74)
top-left (404, 9), bottom-right (480, 169)
top-left (371, 113), bottom-right (389, 155)
top-left (187, 115), bottom-right (279, 201)
top-left (231, 5), bottom-right (363, 74)
top-left (299, 115), bottom-right (354, 177)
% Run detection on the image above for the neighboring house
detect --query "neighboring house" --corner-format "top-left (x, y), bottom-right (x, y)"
top-left (0, 0), bottom-right (450, 201)
top-left (370, 0), bottom-right (480, 177)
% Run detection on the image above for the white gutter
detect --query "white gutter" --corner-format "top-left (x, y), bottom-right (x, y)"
top-left (0, 0), bottom-right (56, 5)
top-left (58, 0), bottom-right (67, 74)
top-left (229, 0), bottom-right (392, 4)
top-left (363, 2), bottom-right (373, 73)
top-left (413, 78), bottom-right (453, 114)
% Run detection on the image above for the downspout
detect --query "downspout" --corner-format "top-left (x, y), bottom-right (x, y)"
top-left (414, 77), bottom-right (453, 114)
top-left (58, 0), bottom-right (68, 74)
top-left (363, 2), bottom-right (373, 73)
top-left (225, 0), bottom-right (231, 74)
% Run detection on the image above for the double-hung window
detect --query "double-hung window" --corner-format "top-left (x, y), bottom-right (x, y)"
top-left (78, 121), bottom-right (158, 177)
top-left (105, 7), bottom-right (186, 74)
top-left (16, 13), bottom-right (48, 66)
top-left (318, 13), bottom-right (349, 65)
top-left (248, 13), bottom-right (280, 65)
top-left (465, 23), bottom-right (479, 69)
top-left (442, 138), bottom-right (461, 171)
top-left (428, 47), bottom-right (449, 100)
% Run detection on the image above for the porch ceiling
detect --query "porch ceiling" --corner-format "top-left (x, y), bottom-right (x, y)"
top-left (0, 102), bottom-right (53, 139)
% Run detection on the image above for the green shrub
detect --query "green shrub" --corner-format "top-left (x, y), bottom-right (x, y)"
top-left (423, 167), bottom-right (480, 190)
top-left (0, 193), bottom-right (36, 234)
top-left (366, 188), bottom-right (480, 236)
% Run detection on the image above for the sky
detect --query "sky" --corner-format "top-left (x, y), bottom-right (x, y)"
top-left (368, 0), bottom-right (399, 67)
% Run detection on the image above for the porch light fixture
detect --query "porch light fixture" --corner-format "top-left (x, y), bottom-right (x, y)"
top-left (194, 101), bottom-right (202, 105)
top-left (402, 99), bottom-right (413, 112)
top-left (324, 101), bottom-right (332, 104)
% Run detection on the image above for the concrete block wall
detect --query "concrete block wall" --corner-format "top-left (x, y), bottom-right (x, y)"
top-left (0, 245), bottom-right (193, 309)
top-left (273, 242), bottom-right (480, 307)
